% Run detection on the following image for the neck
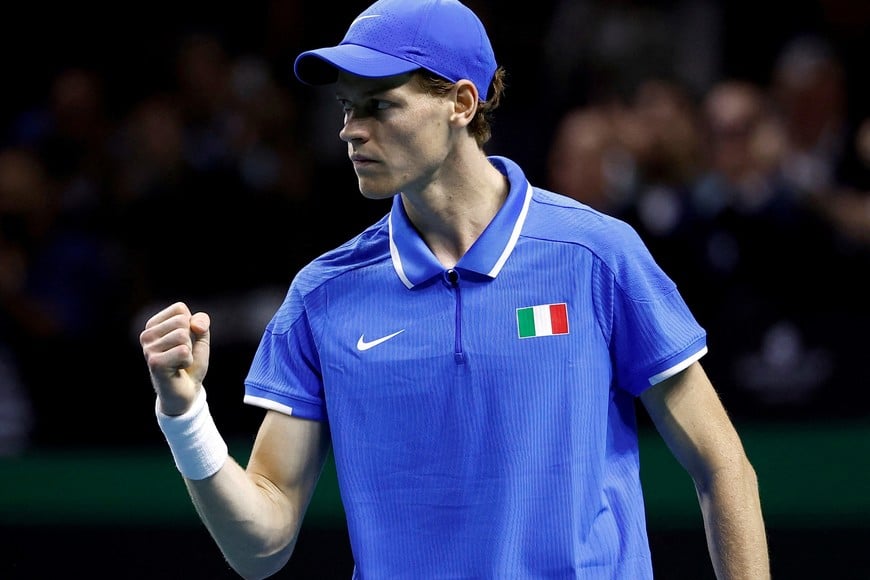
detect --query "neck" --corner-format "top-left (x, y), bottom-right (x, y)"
top-left (401, 150), bottom-right (509, 268)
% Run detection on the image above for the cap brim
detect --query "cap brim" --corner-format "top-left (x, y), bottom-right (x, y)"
top-left (294, 44), bottom-right (421, 86)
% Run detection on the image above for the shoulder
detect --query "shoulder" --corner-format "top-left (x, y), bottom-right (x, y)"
top-left (523, 187), bottom-right (676, 298)
top-left (296, 214), bottom-right (391, 289)
top-left (269, 215), bottom-right (391, 331)
top-left (525, 187), bottom-right (650, 263)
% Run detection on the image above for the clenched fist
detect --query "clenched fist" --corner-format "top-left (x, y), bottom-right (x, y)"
top-left (140, 301), bottom-right (211, 416)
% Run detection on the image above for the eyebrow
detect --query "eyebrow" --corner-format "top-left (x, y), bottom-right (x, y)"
top-left (335, 87), bottom-right (386, 100)
top-left (335, 72), bottom-right (415, 100)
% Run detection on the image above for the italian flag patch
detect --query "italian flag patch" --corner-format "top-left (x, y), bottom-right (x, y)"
top-left (516, 303), bottom-right (569, 338)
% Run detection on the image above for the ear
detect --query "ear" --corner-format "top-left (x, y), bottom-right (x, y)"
top-left (451, 80), bottom-right (479, 128)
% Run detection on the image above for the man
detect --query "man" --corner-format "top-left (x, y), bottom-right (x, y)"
top-left (140, 1), bottom-right (770, 578)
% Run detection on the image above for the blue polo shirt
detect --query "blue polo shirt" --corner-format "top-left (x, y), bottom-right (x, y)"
top-left (244, 156), bottom-right (707, 579)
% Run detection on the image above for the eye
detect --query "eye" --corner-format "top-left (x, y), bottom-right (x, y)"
top-left (335, 97), bottom-right (393, 119)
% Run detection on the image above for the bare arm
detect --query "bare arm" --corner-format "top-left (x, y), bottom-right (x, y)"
top-left (186, 411), bottom-right (331, 579)
top-left (640, 361), bottom-right (770, 580)
top-left (140, 302), bottom-right (331, 579)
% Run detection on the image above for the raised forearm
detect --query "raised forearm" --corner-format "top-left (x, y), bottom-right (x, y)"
top-left (184, 460), bottom-right (302, 580)
top-left (154, 388), bottom-right (299, 578)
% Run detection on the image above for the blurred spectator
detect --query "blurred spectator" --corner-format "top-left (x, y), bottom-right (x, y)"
top-left (629, 78), bottom-right (705, 190)
top-left (617, 78), bottom-right (706, 278)
top-left (173, 32), bottom-right (237, 174)
top-left (544, 104), bottom-right (637, 216)
top-left (771, 35), bottom-right (851, 197)
top-left (545, 77), bottom-right (705, 239)
top-left (681, 75), bottom-right (869, 419)
top-left (224, 53), bottom-right (320, 217)
top-left (0, 146), bottom-right (134, 446)
top-left (541, 0), bottom-right (722, 111)
top-left (0, 149), bottom-right (58, 340)
top-left (0, 149), bottom-right (45, 454)
top-left (0, 344), bottom-right (32, 455)
top-left (811, 115), bottom-right (870, 246)
top-left (8, 68), bottom-right (115, 219)
top-left (769, 35), bottom-right (870, 248)
top-left (693, 80), bottom-right (788, 221)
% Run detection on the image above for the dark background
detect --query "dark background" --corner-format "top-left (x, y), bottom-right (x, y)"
top-left (1, 1), bottom-right (868, 578)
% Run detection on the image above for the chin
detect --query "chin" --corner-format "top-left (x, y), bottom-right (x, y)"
top-left (359, 190), bottom-right (397, 201)
top-left (358, 180), bottom-right (398, 200)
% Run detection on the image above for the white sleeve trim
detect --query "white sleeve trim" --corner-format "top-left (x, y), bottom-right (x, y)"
top-left (648, 346), bottom-right (708, 385)
top-left (243, 394), bottom-right (295, 416)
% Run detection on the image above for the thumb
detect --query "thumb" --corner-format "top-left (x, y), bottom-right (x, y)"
top-left (188, 311), bottom-right (211, 385)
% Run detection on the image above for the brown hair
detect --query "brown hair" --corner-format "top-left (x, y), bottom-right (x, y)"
top-left (416, 66), bottom-right (507, 148)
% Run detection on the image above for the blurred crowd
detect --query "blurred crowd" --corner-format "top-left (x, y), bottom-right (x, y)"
top-left (1, 0), bottom-right (868, 453)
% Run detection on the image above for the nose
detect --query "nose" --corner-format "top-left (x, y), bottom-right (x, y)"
top-left (339, 114), bottom-right (366, 144)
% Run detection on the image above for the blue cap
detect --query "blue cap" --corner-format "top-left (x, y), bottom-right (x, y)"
top-left (294, 0), bottom-right (497, 100)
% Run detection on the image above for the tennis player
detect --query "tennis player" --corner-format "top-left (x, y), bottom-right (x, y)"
top-left (140, 0), bottom-right (770, 577)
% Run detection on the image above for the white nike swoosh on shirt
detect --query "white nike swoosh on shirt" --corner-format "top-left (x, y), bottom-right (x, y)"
top-left (356, 329), bottom-right (405, 351)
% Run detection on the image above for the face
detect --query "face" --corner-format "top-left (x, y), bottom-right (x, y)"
top-left (335, 72), bottom-right (454, 199)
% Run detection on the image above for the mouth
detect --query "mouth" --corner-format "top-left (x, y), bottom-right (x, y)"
top-left (350, 154), bottom-right (376, 164)
top-left (350, 156), bottom-right (380, 174)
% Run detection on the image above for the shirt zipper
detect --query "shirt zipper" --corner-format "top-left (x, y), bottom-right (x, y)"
top-left (445, 268), bottom-right (466, 364)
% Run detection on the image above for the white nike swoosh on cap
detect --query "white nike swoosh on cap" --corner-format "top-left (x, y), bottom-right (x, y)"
top-left (357, 329), bottom-right (405, 351)
top-left (349, 14), bottom-right (381, 29)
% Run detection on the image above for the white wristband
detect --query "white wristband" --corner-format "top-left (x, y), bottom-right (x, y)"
top-left (155, 387), bottom-right (228, 480)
